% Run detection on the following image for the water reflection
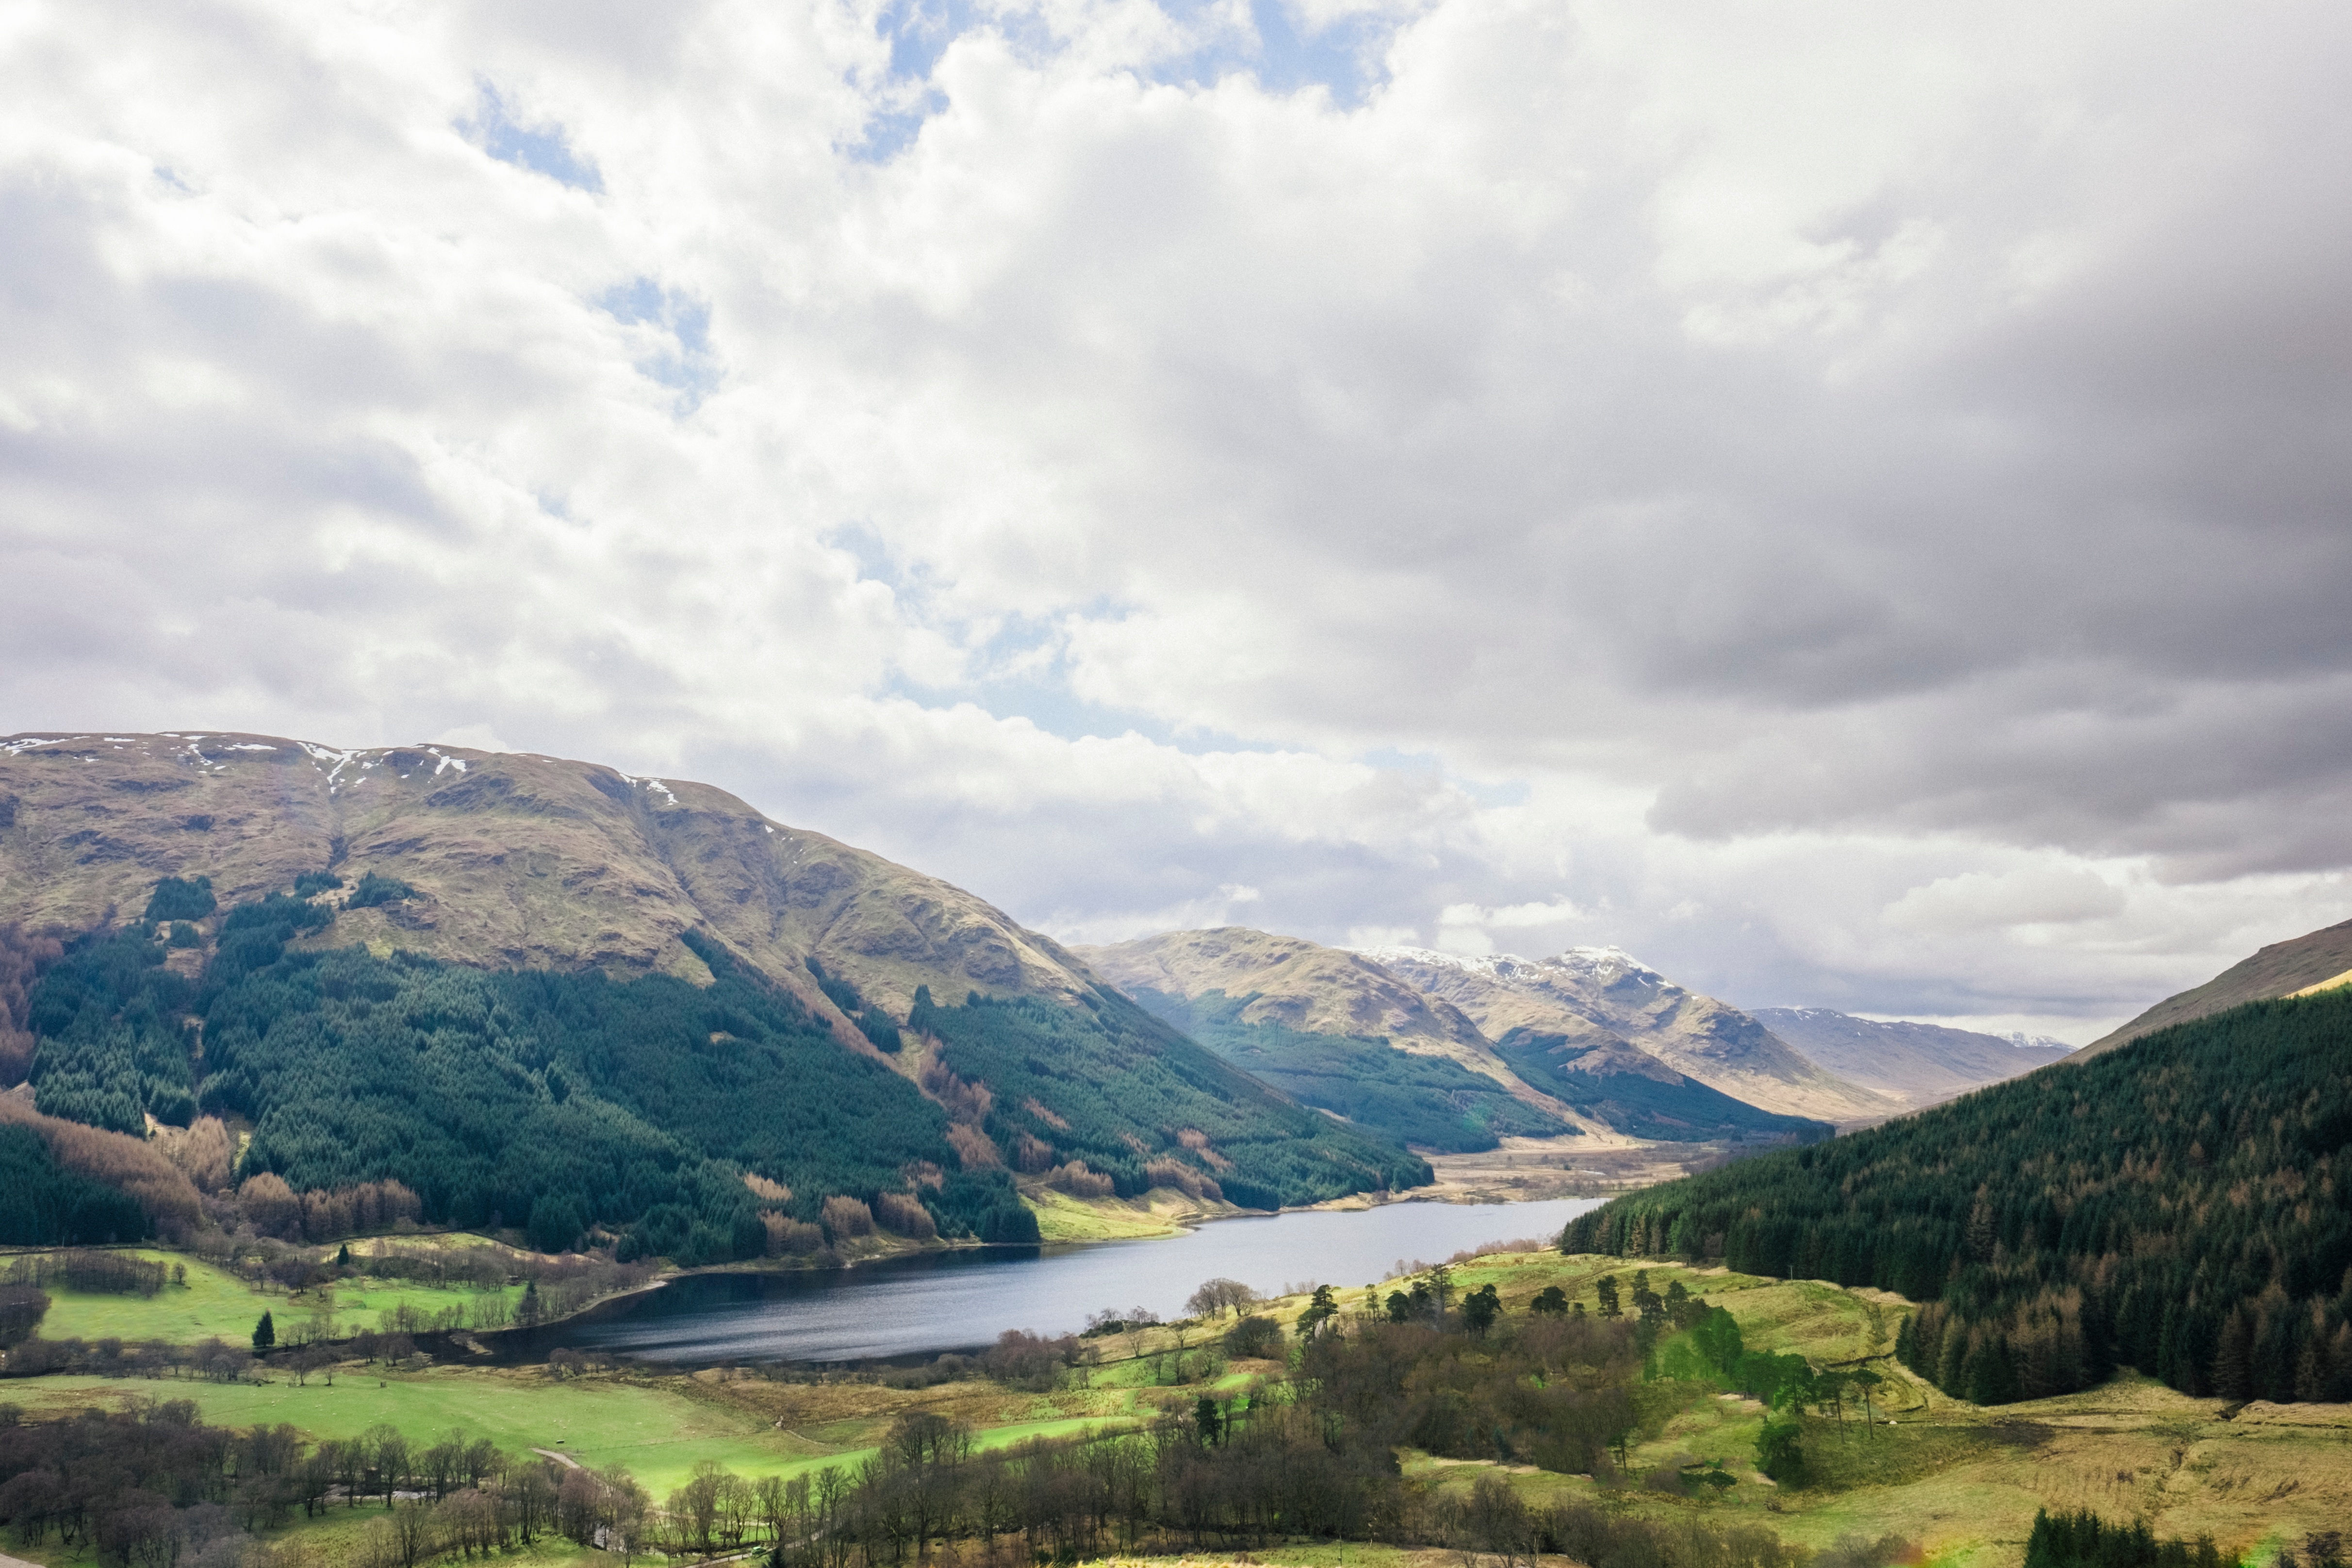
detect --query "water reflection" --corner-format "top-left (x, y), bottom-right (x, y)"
top-left (520, 1197), bottom-right (1602, 1366)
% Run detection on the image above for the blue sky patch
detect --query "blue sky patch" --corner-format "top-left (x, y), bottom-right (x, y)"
top-left (461, 83), bottom-right (603, 192)
top-left (598, 277), bottom-right (718, 410)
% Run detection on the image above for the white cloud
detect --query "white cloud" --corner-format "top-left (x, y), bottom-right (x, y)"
top-left (1883, 867), bottom-right (2128, 934)
top-left (2, 0), bottom-right (2349, 1036)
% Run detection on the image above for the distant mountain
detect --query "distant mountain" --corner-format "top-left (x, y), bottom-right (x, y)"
top-left (0, 733), bottom-right (1426, 1256)
top-left (1362, 946), bottom-right (1899, 1125)
top-left (1750, 1008), bottom-right (2073, 1110)
top-left (1081, 928), bottom-right (1833, 1146)
top-left (2075, 916), bottom-right (2352, 1057)
top-left (1075, 927), bottom-right (1581, 1151)
top-left (1568, 986), bottom-right (2352, 1407)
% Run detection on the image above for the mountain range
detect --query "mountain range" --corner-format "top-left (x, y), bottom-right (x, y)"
top-left (0, 733), bottom-right (1424, 1259)
top-left (17, 726), bottom-right (2324, 1277)
top-left (1747, 1009), bottom-right (2073, 1110)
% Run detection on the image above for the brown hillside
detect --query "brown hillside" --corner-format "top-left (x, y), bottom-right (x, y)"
top-left (0, 732), bottom-right (1109, 1050)
top-left (1075, 925), bottom-right (1617, 1132)
top-left (1363, 946), bottom-right (1900, 1125)
top-left (2076, 916), bottom-right (2352, 1057)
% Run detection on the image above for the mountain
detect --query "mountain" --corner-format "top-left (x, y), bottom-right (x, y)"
top-left (1749, 1007), bottom-right (2073, 1109)
top-left (1361, 946), bottom-right (1899, 1125)
top-left (1079, 927), bottom-right (1832, 1146)
top-left (2075, 916), bottom-right (2352, 1057)
top-left (1567, 985), bottom-right (2352, 1407)
top-left (0, 732), bottom-right (1426, 1257)
top-left (1075, 927), bottom-right (1582, 1151)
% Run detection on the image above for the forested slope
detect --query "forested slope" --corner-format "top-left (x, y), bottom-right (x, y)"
top-left (1, 731), bottom-right (1436, 1253)
top-left (1565, 989), bottom-right (2352, 1405)
top-left (1121, 986), bottom-right (1569, 1153)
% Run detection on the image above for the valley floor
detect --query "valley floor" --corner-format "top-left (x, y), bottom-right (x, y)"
top-left (7, 1242), bottom-right (2347, 1568)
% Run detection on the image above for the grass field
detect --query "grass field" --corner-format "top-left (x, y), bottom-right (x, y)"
top-left (1024, 1187), bottom-right (1208, 1241)
top-left (15, 1235), bottom-right (2352, 1568)
top-left (29, 1251), bottom-right (526, 1347)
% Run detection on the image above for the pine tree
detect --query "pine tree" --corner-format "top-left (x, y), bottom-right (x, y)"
top-left (252, 1310), bottom-right (275, 1352)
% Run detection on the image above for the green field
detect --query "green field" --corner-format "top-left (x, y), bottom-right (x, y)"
top-left (14, 1367), bottom-right (1142, 1498)
top-left (27, 1250), bottom-right (524, 1346)
top-left (14, 1237), bottom-right (2352, 1566)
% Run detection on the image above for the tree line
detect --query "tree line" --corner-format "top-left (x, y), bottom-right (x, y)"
top-left (1564, 990), bottom-right (2352, 1404)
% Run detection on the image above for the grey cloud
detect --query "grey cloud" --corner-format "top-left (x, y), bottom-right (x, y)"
top-left (5, 0), bottom-right (2350, 1034)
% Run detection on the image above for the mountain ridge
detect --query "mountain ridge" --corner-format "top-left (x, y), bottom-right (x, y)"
top-left (0, 732), bottom-right (1428, 1256)
top-left (1359, 945), bottom-right (1900, 1125)
top-left (1080, 927), bottom-right (1837, 1147)
top-left (1749, 1007), bottom-right (2074, 1110)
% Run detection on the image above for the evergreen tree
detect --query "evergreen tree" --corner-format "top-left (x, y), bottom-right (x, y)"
top-left (252, 1310), bottom-right (275, 1351)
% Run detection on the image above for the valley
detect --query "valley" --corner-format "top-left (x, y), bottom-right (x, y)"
top-left (6, 730), bottom-right (2352, 1568)
top-left (6, 1234), bottom-right (2349, 1568)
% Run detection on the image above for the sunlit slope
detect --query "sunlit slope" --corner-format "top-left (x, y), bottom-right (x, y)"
top-left (1568, 986), bottom-right (2352, 1408)
top-left (1364, 945), bottom-right (1897, 1124)
top-left (2078, 915), bottom-right (2352, 1057)
top-left (1082, 927), bottom-right (1832, 1146)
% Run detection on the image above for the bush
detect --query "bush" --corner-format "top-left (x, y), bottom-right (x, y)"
top-left (1755, 1416), bottom-right (1805, 1485)
top-left (345, 872), bottom-right (417, 909)
top-left (1223, 1315), bottom-right (1283, 1359)
top-left (143, 877), bottom-right (217, 923)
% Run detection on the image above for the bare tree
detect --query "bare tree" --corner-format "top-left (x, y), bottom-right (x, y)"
top-left (1184, 1278), bottom-right (1258, 1320)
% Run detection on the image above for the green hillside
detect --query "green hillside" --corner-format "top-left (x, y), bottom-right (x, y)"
top-left (1564, 988), bottom-right (2352, 1406)
top-left (1489, 1027), bottom-right (1832, 1144)
top-left (18, 878), bottom-right (1425, 1261)
top-left (1123, 987), bottom-right (1566, 1153)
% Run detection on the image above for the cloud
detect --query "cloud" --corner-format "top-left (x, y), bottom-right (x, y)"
top-left (1883, 868), bottom-right (2127, 935)
top-left (1, 0), bottom-right (2348, 1037)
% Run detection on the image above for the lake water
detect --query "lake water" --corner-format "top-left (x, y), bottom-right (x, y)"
top-left (523, 1197), bottom-right (1602, 1366)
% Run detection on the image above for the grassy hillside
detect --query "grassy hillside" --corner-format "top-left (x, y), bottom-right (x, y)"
top-left (1566, 987), bottom-right (2352, 1408)
top-left (10, 1238), bottom-right (2350, 1568)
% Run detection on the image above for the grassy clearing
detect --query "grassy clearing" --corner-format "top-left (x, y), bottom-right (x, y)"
top-left (14, 1369), bottom-right (786, 1495)
top-left (29, 1249), bottom-right (524, 1346)
top-left (1024, 1187), bottom-right (1202, 1241)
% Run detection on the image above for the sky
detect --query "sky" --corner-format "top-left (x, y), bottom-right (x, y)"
top-left (4, 0), bottom-right (2350, 1041)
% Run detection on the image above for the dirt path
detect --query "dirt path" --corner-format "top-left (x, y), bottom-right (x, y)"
top-left (531, 1447), bottom-right (582, 1469)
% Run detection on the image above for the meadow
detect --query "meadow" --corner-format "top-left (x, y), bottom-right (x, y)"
top-left (25, 1247), bottom-right (526, 1346)
top-left (8, 1237), bottom-right (2352, 1567)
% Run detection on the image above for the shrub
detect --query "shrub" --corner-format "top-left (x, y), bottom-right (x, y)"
top-left (143, 877), bottom-right (217, 923)
top-left (345, 872), bottom-right (417, 909)
top-left (237, 1172), bottom-right (303, 1239)
top-left (761, 1213), bottom-right (824, 1255)
top-left (1224, 1315), bottom-right (1283, 1359)
top-left (1045, 1160), bottom-right (1115, 1199)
